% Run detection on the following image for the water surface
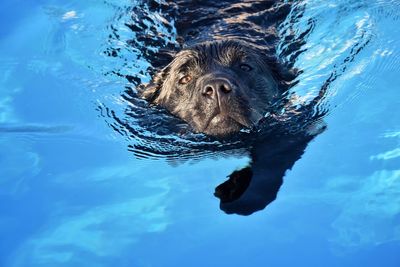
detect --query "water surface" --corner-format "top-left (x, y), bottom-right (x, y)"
top-left (1, 0), bottom-right (400, 266)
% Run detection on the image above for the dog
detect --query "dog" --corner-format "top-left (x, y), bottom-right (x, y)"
top-left (139, 40), bottom-right (286, 137)
top-left (134, 0), bottom-right (325, 215)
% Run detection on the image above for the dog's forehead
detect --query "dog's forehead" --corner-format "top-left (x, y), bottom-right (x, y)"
top-left (171, 50), bottom-right (198, 65)
top-left (197, 41), bottom-right (253, 61)
top-left (173, 41), bottom-right (258, 69)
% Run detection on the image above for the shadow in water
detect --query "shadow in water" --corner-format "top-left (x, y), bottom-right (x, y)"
top-left (215, 127), bottom-right (322, 215)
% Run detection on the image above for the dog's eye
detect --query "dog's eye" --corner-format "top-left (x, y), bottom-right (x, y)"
top-left (178, 75), bottom-right (192, 84)
top-left (239, 64), bottom-right (253, 72)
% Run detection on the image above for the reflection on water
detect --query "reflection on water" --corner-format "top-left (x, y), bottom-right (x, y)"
top-left (215, 127), bottom-right (324, 215)
top-left (331, 170), bottom-right (400, 248)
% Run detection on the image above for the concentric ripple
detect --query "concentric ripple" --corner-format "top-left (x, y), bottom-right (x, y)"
top-left (97, 0), bottom-right (398, 160)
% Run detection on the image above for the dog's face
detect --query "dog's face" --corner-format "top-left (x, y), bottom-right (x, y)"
top-left (140, 41), bottom-right (281, 137)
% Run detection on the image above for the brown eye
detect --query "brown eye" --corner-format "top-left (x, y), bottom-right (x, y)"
top-left (239, 64), bottom-right (252, 72)
top-left (179, 75), bottom-right (192, 84)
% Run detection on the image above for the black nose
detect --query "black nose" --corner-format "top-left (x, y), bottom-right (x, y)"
top-left (202, 78), bottom-right (232, 98)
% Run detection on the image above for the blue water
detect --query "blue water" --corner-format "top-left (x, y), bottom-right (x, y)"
top-left (1, 0), bottom-right (400, 266)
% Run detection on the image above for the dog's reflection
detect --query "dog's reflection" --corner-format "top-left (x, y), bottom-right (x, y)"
top-left (214, 129), bottom-right (320, 215)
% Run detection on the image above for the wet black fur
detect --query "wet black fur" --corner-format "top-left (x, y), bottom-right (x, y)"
top-left (136, 0), bottom-right (325, 215)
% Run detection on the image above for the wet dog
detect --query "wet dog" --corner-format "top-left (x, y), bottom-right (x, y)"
top-left (138, 0), bottom-right (297, 137)
top-left (140, 40), bottom-right (284, 137)
top-left (136, 0), bottom-right (325, 215)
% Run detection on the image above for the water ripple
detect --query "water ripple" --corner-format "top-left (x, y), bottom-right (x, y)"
top-left (96, 0), bottom-right (399, 160)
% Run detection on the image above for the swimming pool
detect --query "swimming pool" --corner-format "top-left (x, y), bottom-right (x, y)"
top-left (1, 0), bottom-right (399, 266)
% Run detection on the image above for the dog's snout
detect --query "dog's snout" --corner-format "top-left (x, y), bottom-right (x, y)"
top-left (202, 79), bottom-right (232, 98)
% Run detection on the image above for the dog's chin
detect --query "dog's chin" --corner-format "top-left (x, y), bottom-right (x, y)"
top-left (200, 114), bottom-right (249, 137)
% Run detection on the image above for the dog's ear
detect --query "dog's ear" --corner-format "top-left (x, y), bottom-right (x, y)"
top-left (151, 48), bottom-right (177, 69)
top-left (263, 54), bottom-right (299, 89)
top-left (138, 65), bottom-right (171, 103)
top-left (138, 47), bottom-right (177, 103)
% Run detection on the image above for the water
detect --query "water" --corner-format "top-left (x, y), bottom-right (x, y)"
top-left (1, 0), bottom-right (399, 266)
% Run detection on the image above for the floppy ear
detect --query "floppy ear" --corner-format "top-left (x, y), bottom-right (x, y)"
top-left (138, 65), bottom-right (171, 103)
top-left (137, 47), bottom-right (177, 103)
top-left (150, 48), bottom-right (177, 69)
top-left (263, 54), bottom-right (298, 88)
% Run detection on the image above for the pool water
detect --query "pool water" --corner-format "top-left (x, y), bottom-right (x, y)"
top-left (1, 0), bottom-right (400, 266)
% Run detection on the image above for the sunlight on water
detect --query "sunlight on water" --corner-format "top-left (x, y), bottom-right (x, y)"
top-left (14, 195), bottom-right (170, 264)
top-left (330, 170), bottom-right (400, 248)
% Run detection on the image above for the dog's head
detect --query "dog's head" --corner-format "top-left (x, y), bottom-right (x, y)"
top-left (139, 40), bottom-right (287, 137)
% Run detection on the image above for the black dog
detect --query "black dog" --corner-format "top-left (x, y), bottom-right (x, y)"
top-left (140, 40), bottom-right (284, 136)
top-left (135, 0), bottom-right (325, 215)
